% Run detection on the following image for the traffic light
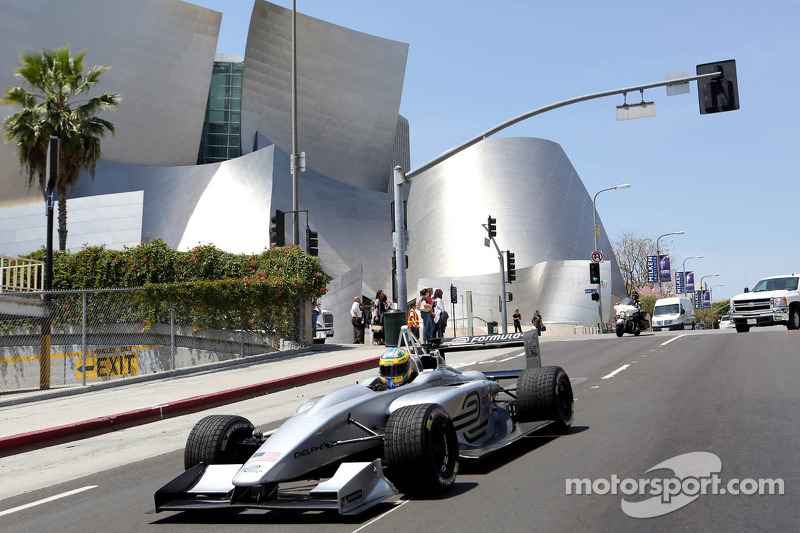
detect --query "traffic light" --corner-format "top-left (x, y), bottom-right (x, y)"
top-left (589, 262), bottom-right (600, 284)
top-left (487, 216), bottom-right (497, 239)
top-left (506, 251), bottom-right (516, 282)
top-left (696, 60), bottom-right (739, 115)
top-left (307, 227), bottom-right (319, 256)
top-left (591, 292), bottom-right (600, 301)
top-left (269, 209), bottom-right (284, 247)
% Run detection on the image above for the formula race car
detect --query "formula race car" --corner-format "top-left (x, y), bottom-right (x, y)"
top-left (154, 326), bottom-right (573, 516)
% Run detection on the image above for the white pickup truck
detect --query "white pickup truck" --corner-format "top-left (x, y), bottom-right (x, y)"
top-left (729, 274), bottom-right (800, 332)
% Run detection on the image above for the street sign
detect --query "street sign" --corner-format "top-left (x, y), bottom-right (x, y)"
top-left (591, 250), bottom-right (603, 263)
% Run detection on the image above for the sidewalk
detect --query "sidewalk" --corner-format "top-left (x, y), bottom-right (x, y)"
top-left (0, 342), bottom-right (384, 457)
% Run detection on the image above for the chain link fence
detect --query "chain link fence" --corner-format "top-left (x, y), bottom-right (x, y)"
top-left (0, 289), bottom-right (282, 394)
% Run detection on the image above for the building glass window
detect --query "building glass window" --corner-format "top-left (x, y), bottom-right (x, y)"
top-left (198, 59), bottom-right (244, 165)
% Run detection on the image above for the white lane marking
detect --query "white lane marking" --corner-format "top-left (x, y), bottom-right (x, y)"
top-left (0, 485), bottom-right (97, 517)
top-left (498, 354), bottom-right (522, 362)
top-left (351, 499), bottom-right (410, 533)
top-left (601, 364), bottom-right (630, 380)
top-left (661, 334), bottom-right (687, 346)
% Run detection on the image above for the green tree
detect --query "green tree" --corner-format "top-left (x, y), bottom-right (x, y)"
top-left (1, 45), bottom-right (121, 250)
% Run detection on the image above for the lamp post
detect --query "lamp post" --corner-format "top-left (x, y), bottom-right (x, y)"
top-left (291, 0), bottom-right (300, 245)
top-left (681, 255), bottom-right (703, 296)
top-left (592, 183), bottom-right (630, 327)
top-left (656, 231), bottom-right (685, 295)
top-left (698, 273), bottom-right (720, 326)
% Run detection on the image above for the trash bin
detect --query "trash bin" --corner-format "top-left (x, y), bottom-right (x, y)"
top-left (383, 310), bottom-right (406, 347)
top-left (487, 321), bottom-right (498, 334)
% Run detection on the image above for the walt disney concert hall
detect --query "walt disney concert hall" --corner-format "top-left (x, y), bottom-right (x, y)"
top-left (0, 0), bottom-right (625, 342)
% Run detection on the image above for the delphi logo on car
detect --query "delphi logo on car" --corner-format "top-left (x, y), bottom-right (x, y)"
top-left (294, 442), bottom-right (325, 459)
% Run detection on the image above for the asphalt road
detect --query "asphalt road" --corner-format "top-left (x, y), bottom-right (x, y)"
top-left (1, 328), bottom-right (797, 532)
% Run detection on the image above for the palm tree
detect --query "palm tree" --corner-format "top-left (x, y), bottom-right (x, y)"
top-left (2, 45), bottom-right (120, 250)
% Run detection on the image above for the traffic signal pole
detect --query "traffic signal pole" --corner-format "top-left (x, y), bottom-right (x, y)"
top-left (482, 220), bottom-right (507, 334)
top-left (391, 67), bottom-right (733, 317)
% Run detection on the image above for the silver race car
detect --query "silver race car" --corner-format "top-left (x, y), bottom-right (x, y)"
top-left (155, 326), bottom-right (573, 515)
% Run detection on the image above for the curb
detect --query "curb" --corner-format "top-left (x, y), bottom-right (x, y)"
top-left (0, 357), bottom-right (379, 458)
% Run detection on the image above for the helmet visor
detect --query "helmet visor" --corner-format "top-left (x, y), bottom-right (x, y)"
top-left (380, 359), bottom-right (410, 379)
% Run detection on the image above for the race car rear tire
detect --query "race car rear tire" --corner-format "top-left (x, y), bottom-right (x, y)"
top-left (516, 366), bottom-right (574, 432)
top-left (384, 403), bottom-right (459, 496)
top-left (184, 415), bottom-right (255, 470)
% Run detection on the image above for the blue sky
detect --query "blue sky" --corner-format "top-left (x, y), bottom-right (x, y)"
top-left (190, 0), bottom-right (800, 301)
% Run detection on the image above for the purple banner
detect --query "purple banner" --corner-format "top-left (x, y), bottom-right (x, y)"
top-left (659, 255), bottom-right (671, 282)
top-left (686, 271), bottom-right (695, 292)
top-left (647, 255), bottom-right (657, 283)
top-left (703, 290), bottom-right (711, 308)
top-left (676, 271), bottom-right (684, 293)
top-left (694, 291), bottom-right (701, 309)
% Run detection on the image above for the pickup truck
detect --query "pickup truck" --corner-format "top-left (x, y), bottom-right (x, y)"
top-left (729, 274), bottom-right (800, 332)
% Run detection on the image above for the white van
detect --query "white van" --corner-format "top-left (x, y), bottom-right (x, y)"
top-left (652, 297), bottom-right (696, 331)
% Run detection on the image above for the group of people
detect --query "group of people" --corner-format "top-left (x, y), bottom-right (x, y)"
top-left (349, 287), bottom-right (449, 344)
top-left (353, 290), bottom-right (551, 344)
top-left (412, 288), bottom-right (448, 342)
top-left (349, 290), bottom-right (393, 345)
top-left (512, 308), bottom-right (544, 335)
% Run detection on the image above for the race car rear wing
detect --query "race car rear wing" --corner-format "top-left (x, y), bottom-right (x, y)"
top-left (396, 326), bottom-right (542, 375)
top-left (438, 329), bottom-right (541, 367)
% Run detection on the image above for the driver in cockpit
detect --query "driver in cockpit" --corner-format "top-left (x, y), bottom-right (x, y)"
top-left (378, 347), bottom-right (417, 389)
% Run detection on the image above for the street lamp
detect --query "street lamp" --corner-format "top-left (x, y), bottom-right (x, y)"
top-left (699, 273), bottom-right (720, 308)
top-left (698, 273), bottom-right (720, 326)
top-left (592, 183), bottom-right (630, 327)
top-left (656, 231), bottom-right (685, 295)
top-left (700, 273), bottom-right (720, 291)
top-left (681, 255), bottom-right (703, 296)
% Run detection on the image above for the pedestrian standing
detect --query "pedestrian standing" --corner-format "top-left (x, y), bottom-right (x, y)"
top-left (350, 296), bottom-right (364, 343)
top-left (513, 309), bottom-right (522, 333)
top-left (433, 288), bottom-right (448, 339)
top-left (418, 288), bottom-right (435, 342)
top-left (532, 309), bottom-right (544, 336)
top-left (408, 300), bottom-right (420, 339)
top-left (372, 290), bottom-right (389, 345)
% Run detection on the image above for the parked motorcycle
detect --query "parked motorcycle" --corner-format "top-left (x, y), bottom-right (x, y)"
top-left (614, 298), bottom-right (650, 337)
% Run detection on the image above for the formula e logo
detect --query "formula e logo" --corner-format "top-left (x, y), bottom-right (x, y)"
top-left (294, 442), bottom-right (325, 459)
top-left (450, 332), bottom-right (525, 345)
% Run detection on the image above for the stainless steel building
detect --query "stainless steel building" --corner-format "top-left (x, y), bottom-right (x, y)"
top-left (0, 0), bottom-right (624, 342)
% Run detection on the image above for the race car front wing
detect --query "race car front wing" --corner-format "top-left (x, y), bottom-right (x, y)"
top-left (155, 459), bottom-right (397, 516)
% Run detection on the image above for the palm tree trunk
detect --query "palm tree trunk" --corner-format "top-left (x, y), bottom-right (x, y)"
top-left (57, 182), bottom-right (68, 251)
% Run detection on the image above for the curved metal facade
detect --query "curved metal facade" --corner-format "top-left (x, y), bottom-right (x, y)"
top-left (241, 0), bottom-right (408, 192)
top-left (0, 1), bottom-right (626, 338)
top-left (0, 0), bottom-right (221, 207)
top-left (405, 137), bottom-right (626, 323)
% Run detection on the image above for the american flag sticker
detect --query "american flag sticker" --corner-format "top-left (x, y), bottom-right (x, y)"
top-left (250, 450), bottom-right (282, 462)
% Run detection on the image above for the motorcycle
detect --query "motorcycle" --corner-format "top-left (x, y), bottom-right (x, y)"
top-left (614, 298), bottom-right (650, 337)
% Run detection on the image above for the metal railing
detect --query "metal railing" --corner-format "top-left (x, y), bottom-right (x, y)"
top-left (0, 256), bottom-right (44, 293)
top-left (0, 288), bottom-right (280, 394)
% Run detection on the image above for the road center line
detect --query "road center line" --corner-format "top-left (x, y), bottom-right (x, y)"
top-left (0, 485), bottom-right (97, 517)
top-left (601, 364), bottom-right (630, 380)
top-left (661, 334), bottom-right (687, 346)
top-left (352, 499), bottom-right (410, 533)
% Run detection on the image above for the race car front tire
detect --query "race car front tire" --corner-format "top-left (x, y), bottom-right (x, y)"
top-left (516, 366), bottom-right (574, 432)
top-left (184, 414), bottom-right (255, 470)
top-left (384, 403), bottom-right (459, 496)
